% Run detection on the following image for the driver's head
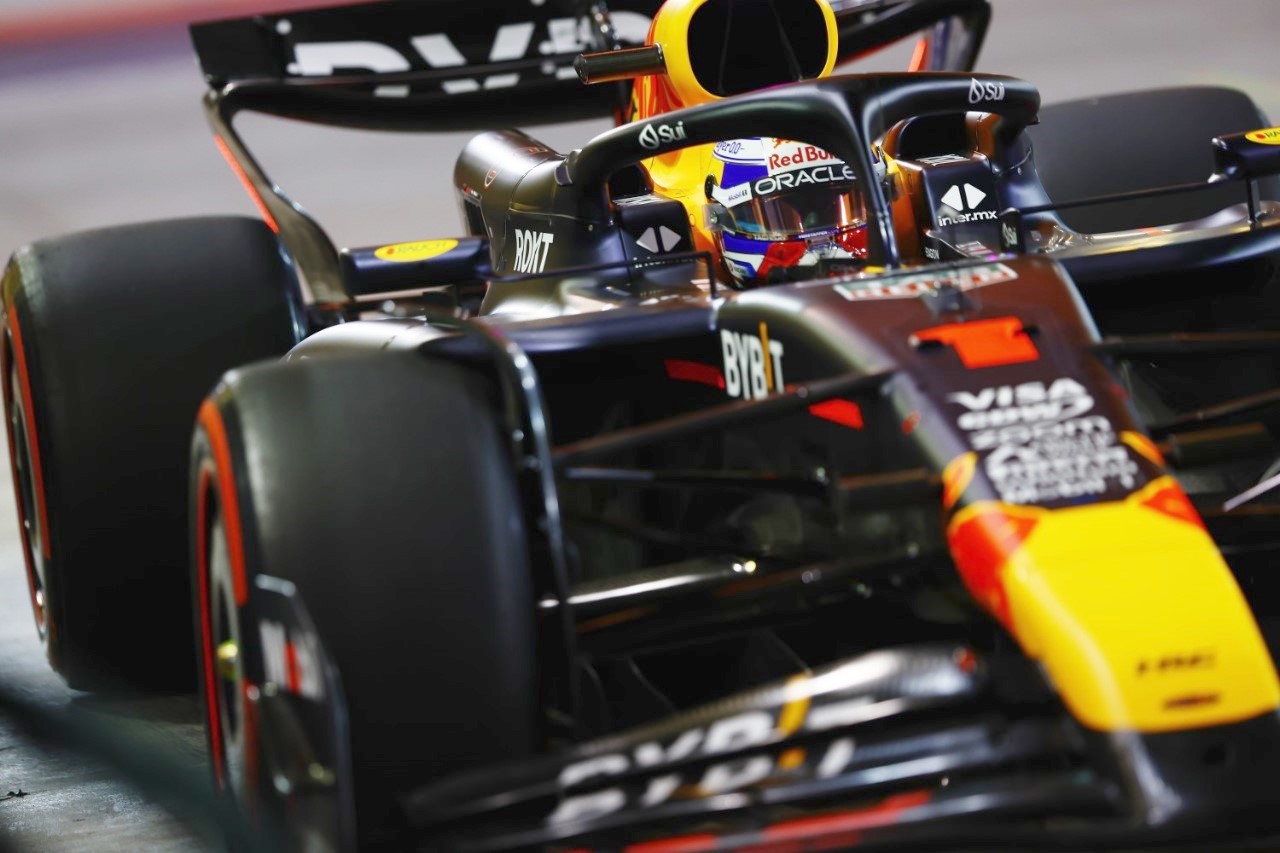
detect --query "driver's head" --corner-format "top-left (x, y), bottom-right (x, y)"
top-left (705, 138), bottom-right (868, 287)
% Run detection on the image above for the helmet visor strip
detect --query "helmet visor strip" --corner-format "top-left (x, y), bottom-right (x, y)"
top-left (720, 182), bottom-right (867, 242)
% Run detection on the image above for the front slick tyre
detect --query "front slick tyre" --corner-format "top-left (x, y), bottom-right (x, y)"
top-left (191, 353), bottom-right (539, 847)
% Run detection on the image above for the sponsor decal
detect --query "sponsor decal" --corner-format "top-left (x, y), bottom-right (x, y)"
top-left (721, 323), bottom-right (785, 400)
top-left (513, 229), bottom-right (555, 274)
top-left (548, 702), bottom-right (861, 825)
top-left (982, 419), bottom-right (1138, 504)
top-left (635, 226), bottom-right (684, 254)
top-left (1246, 127), bottom-right (1280, 146)
top-left (545, 650), bottom-right (974, 828)
top-left (949, 378), bottom-right (1094, 432)
top-left (713, 138), bottom-right (766, 165)
top-left (373, 238), bottom-right (459, 262)
top-left (1001, 220), bottom-right (1019, 249)
top-left (639, 121), bottom-right (688, 151)
top-left (1137, 650), bottom-right (1215, 676)
top-left (950, 378), bottom-right (1140, 505)
top-left (715, 139), bottom-right (746, 157)
top-left (837, 262), bottom-right (1017, 301)
top-left (288, 13), bottom-right (653, 97)
top-left (711, 182), bottom-right (753, 208)
top-left (937, 182), bottom-right (996, 226)
top-left (752, 163), bottom-right (858, 198)
top-left (724, 257), bottom-right (754, 281)
top-left (968, 77), bottom-right (1006, 104)
top-left (923, 245), bottom-right (941, 261)
top-left (916, 153), bottom-right (971, 166)
top-left (766, 142), bottom-right (840, 175)
top-left (289, 40), bottom-right (412, 97)
top-left (259, 619), bottom-right (324, 701)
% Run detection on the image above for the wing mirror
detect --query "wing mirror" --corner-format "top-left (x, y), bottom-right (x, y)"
top-left (1212, 126), bottom-right (1280, 181)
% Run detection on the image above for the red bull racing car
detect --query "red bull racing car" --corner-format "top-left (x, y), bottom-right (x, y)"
top-left (6, 0), bottom-right (1280, 849)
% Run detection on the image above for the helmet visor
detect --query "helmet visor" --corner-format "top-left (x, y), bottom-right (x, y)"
top-left (722, 183), bottom-right (867, 241)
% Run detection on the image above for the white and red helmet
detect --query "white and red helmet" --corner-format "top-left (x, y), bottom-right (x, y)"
top-left (706, 138), bottom-right (869, 286)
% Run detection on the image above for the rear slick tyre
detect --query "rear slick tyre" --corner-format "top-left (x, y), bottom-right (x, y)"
top-left (1, 216), bottom-right (303, 691)
top-left (190, 353), bottom-right (540, 846)
top-left (1030, 86), bottom-right (1278, 233)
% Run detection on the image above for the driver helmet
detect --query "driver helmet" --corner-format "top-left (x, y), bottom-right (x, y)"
top-left (705, 138), bottom-right (869, 287)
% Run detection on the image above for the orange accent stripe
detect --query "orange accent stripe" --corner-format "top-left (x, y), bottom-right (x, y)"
top-left (907, 36), bottom-right (930, 72)
top-left (941, 452), bottom-right (977, 510)
top-left (776, 747), bottom-right (806, 770)
top-left (577, 605), bottom-right (654, 634)
top-left (626, 834), bottom-right (720, 853)
top-left (8, 312), bottom-right (51, 561)
top-left (625, 790), bottom-right (932, 853)
top-left (664, 359), bottom-right (726, 389)
top-left (808, 398), bottom-right (864, 429)
top-left (213, 136), bottom-right (280, 235)
top-left (1120, 430), bottom-right (1166, 467)
top-left (195, 464), bottom-right (225, 789)
top-left (913, 317), bottom-right (1039, 369)
top-left (946, 504), bottom-right (1043, 628)
top-left (1139, 480), bottom-right (1205, 530)
top-left (198, 399), bottom-right (250, 606)
top-left (761, 790), bottom-right (931, 843)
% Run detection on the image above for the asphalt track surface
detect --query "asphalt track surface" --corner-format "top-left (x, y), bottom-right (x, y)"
top-left (0, 1), bottom-right (1278, 850)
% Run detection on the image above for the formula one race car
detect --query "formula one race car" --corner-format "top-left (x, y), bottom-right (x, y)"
top-left (7, 0), bottom-right (1280, 849)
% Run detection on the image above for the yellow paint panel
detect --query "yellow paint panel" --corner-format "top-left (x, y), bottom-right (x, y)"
top-left (776, 675), bottom-right (813, 736)
top-left (373, 239), bottom-right (458, 263)
top-left (1246, 127), bottom-right (1280, 146)
top-left (998, 479), bottom-right (1279, 732)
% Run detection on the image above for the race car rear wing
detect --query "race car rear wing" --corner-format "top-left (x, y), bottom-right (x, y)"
top-left (190, 0), bottom-right (658, 129)
top-left (190, 0), bottom-right (990, 130)
top-left (190, 0), bottom-right (992, 304)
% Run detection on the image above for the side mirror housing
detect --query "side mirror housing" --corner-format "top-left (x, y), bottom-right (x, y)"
top-left (1212, 127), bottom-right (1280, 181)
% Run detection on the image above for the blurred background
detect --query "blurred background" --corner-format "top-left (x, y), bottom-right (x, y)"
top-left (1, 0), bottom-right (1277, 255)
top-left (0, 0), bottom-right (1276, 849)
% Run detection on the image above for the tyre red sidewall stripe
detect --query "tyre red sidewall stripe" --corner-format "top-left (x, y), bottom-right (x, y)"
top-left (1, 330), bottom-right (40, 631)
top-left (198, 399), bottom-right (250, 606)
top-left (285, 640), bottom-right (301, 695)
top-left (8, 312), bottom-right (51, 560)
top-left (195, 463), bottom-right (225, 789)
top-left (197, 397), bottom-right (253, 794)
